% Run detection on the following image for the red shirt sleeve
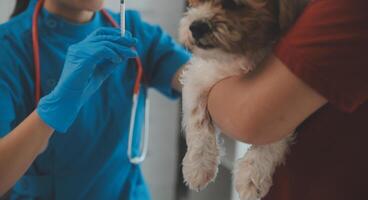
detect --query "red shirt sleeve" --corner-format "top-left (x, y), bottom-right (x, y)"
top-left (274, 0), bottom-right (368, 113)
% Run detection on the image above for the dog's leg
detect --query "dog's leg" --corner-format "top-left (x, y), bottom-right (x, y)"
top-left (234, 135), bottom-right (293, 200)
top-left (181, 76), bottom-right (221, 191)
top-left (182, 109), bottom-right (220, 191)
top-left (180, 56), bottom-right (252, 191)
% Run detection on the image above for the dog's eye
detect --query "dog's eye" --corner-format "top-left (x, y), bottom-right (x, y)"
top-left (221, 0), bottom-right (243, 10)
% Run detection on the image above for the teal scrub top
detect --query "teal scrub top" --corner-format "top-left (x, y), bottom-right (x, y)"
top-left (0, 1), bottom-right (190, 200)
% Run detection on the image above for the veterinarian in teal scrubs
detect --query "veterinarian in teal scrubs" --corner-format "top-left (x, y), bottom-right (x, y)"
top-left (0, 0), bottom-right (190, 199)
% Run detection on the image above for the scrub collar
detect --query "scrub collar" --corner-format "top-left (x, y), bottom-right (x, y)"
top-left (39, 8), bottom-right (101, 39)
top-left (28, 0), bottom-right (102, 39)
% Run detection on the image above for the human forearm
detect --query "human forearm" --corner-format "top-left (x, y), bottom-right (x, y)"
top-left (0, 111), bottom-right (53, 195)
top-left (207, 55), bottom-right (326, 145)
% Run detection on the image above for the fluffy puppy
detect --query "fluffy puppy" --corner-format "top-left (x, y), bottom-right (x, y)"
top-left (179, 0), bottom-right (309, 199)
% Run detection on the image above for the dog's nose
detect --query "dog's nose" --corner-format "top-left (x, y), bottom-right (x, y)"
top-left (190, 21), bottom-right (211, 40)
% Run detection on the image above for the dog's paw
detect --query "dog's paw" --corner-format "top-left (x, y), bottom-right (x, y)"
top-left (234, 160), bottom-right (272, 200)
top-left (182, 148), bottom-right (219, 191)
top-left (235, 175), bottom-right (264, 200)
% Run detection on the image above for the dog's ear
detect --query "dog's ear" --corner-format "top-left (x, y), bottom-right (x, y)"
top-left (278, 0), bottom-right (298, 32)
top-left (188, 0), bottom-right (197, 6)
top-left (188, 0), bottom-right (202, 6)
top-left (278, 0), bottom-right (309, 32)
top-left (245, 0), bottom-right (294, 31)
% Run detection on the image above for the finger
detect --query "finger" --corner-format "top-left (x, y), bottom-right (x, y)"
top-left (90, 27), bottom-right (121, 36)
top-left (97, 41), bottom-right (138, 59)
top-left (90, 28), bottom-right (134, 39)
top-left (89, 35), bottom-right (137, 47)
top-left (93, 59), bottom-right (118, 81)
top-left (92, 49), bottom-right (127, 82)
top-left (85, 46), bottom-right (119, 73)
top-left (89, 45), bottom-right (136, 73)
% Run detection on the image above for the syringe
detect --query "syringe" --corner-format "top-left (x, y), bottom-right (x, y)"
top-left (120, 0), bottom-right (126, 36)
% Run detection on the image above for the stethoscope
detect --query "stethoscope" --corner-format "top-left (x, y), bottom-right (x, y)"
top-left (32, 0), bottom-right (150, 164)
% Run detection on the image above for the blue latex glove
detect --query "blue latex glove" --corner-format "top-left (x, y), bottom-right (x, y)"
top-left (37, 27), bottom-right (137, 133)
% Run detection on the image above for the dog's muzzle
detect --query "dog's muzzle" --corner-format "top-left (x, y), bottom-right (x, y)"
top-left (189, 20), bottom-right (215, 49)
top-left (190, 20), bottom-right (211, 40)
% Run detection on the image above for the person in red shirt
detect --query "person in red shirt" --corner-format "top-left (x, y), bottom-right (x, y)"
top-left (207, 0), bottom-right (368, 199)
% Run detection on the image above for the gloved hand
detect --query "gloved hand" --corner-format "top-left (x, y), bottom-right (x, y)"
top-left (37, 27), bottom-right (137, 133)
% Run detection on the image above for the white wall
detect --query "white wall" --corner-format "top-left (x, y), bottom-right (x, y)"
top-left (0, 0), bottom-right (15, 23)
